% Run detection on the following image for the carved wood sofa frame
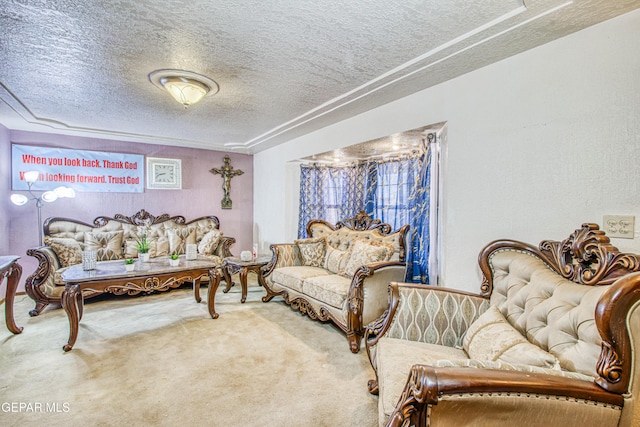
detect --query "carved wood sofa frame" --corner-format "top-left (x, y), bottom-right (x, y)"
top-left (25, 209), bottom-right (235, 316)
top-left (262, 211), bottom-right (409, 353)
top-left (365, 223), bottom-right (640, 426)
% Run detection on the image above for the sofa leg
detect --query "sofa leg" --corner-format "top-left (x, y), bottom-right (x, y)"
top-left (29, 300), bottom-right (50, 317)
top-left (347, 333), bottom-right (362, 353)
top-left (368, 379), bottom-right (379, 395)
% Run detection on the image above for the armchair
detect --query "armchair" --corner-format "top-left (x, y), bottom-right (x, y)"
top-left (366, 223), bottom-right (640, 426)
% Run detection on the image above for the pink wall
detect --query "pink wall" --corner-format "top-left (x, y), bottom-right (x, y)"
top-left (1, 127), bottom-right (253, 297)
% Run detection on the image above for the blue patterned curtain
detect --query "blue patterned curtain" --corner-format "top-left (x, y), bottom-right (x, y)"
top-left (366, 150), bottom-right (430, 283)
top-left (298, 163), bottom-right (368, 238)
top-left (298, 146), bottom-right (431, 283)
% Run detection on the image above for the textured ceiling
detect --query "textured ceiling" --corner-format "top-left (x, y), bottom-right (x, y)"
top-left (1, 0), bottom-right (639, 154)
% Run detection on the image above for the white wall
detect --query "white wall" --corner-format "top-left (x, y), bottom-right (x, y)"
top-left (254, 9), bottom-right (640, 292)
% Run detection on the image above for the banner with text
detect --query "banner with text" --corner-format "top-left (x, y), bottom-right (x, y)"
top-left (12, 144), bottom-right (144, 193)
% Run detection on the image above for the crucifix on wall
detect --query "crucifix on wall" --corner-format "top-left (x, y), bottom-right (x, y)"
top-left (209, 155), bottom-right (244, 209)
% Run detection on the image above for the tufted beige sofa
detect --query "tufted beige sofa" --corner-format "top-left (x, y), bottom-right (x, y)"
top-left (25, 209), bottom-right (235, 316)
top-left (366, 223), bottom-right (640, 427)
top-left (262, 211), bottom-right (409, 353)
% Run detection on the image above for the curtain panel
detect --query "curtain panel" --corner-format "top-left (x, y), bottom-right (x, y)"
top-left (298, 164), bottom-right (368, 237)
top-left (298, 145), bottom-right (432, 283)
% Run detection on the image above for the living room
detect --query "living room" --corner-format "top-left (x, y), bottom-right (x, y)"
top-left (2, 2), bottom-right (640, 426)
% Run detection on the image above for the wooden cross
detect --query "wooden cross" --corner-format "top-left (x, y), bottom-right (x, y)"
top-left (209, 155), bottom-right (244, 209)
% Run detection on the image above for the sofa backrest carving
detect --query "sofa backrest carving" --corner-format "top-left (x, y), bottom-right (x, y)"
top-left (307, 210), bottom-right (409, 262)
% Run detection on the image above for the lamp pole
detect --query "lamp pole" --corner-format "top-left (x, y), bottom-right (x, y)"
top-left (34, 191), bottom-right (43, 246)
top-left (22, 181), bottom-right (45, 246)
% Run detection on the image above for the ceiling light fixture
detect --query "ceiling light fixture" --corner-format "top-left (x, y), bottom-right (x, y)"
top-left (149, 69), bottom-right (219, 108)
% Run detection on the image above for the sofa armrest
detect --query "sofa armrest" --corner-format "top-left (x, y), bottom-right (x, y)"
top-left (340, 261), bottom-right (407, 353)
top-left (387, 364), bottom-right (623, 427)
top-left (351, 262), bottom-right (407, 328)
top-left (367, 283), bottom-right (489, 349)
top-left (262, 243), bottom-right (302, 277)
top-left (214, 236), bottom-right (236, 258)
top-left (365, 283), bottom-right (490, 391)
top-left (25, 246), bottom-right (61, 316)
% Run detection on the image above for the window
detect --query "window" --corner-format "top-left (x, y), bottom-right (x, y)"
top-left (298, 130), bottom-right (441, 284)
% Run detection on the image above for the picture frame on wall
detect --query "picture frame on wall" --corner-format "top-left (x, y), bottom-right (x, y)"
top-left (146, 157), bottom-right (182, 190)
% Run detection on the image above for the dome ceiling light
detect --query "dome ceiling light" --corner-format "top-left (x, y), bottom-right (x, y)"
top-left (149, 69), bottom-right (219, 108)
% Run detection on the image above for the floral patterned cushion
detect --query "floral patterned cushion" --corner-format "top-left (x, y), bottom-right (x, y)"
top-left (84, 231), bottom-right (124, 261)
top-left (463, 306), bottom-right (560, 369)
top-left (294, 237), bottom-right (326, 267)
top-left (198, 229), bottom-right (222, 255)
top-left (324, 246), bottom-right (349, 274)
top-left (302, 274), bottom-right (352, 308)
top-left (341, 239), bottom-right (394, 277)
top-left (271, 266), bottom-right (331, 292)
top-left (44, 237), bottom-right (83, 268)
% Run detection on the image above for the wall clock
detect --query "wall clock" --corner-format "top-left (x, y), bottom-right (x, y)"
top-left (147, 157), bottom-right (182, 190)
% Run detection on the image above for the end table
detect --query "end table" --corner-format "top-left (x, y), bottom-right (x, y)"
top-left (222, 256), bottom-right (271, 303)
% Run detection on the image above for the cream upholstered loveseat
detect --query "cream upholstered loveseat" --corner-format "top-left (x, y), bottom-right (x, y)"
top-left (366, 223), bottom-right (640, 427)
top-left (25, 209), bottom-right (235, 316)
top-left (262, 211), bottom-right (409, 353)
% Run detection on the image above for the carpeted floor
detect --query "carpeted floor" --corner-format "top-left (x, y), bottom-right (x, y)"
top-left (0, 278), bottom-right (378, 426)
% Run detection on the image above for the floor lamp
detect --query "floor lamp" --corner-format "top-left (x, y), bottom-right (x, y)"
top-left (10, 171), bottom-right (76, 246)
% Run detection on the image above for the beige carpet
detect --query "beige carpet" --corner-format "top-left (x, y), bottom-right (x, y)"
top-left (0, 278), bottom-right (378, 426)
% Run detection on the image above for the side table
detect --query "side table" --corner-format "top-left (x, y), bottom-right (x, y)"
top-left (1, 255), bottom-right (23, 334)
top-left (222, 256), bottom-right (271, 303)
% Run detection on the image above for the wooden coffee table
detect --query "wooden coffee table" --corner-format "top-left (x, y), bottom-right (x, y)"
top-left (222, 256), bottom-right (271, 303)
top-left (60, 256), bottom-right (221, 351)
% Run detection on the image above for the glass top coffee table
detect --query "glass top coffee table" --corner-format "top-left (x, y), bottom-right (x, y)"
top-left (60, 256), bottom-right (221, 351)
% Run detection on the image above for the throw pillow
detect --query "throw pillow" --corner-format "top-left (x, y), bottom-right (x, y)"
top-left (168, 227), bottom-right (197, 255)
top-left (44, 237), bottom-right (83, 268)
top-left (124, 235), bottom-right (170, 258)
top-left (198, 229), bottom-right (222, 255)
top-left (324, 245), bottom-right (349, 274)
top-left (84, 231), bottom-right (124, 261)
top-left (463, 306), bottom-right (560, 369)
top-left (341, 239), bottom-right (394, 278)
top-left (294, 237), bottom-right (326, 267)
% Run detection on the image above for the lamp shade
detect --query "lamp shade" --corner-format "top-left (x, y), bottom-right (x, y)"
top-left (149, 69), bottom-right (219, 108)
top-left (24, 170), bottom-right (40, 184)
top-left (41, 191), bottom-right (58, 203)
top-left (10, 194), bottom-right (28, 206)
top-left (160, 77), bottom-right (209, 106)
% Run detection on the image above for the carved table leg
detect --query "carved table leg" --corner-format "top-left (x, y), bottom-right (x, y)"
top-left (239, 268), bottom-right (248, 303)
top-left (194, 278), bottom-right (202, 303)
top-left (222, 264), bottom-right (234, 293)
top-left (61, 284), bottom-right (83, 352)
top-left (4, 261), bottom-right (23, 334)
top-left (207, 268), bottom-right (221, 319)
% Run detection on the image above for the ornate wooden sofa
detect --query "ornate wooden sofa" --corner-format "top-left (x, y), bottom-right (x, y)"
top-left (366, 223), bottom-right (640, 426)
top-left (25, 209), bottom-right (235, 316)
top-left (262, 211), bottom-right (409, 353)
